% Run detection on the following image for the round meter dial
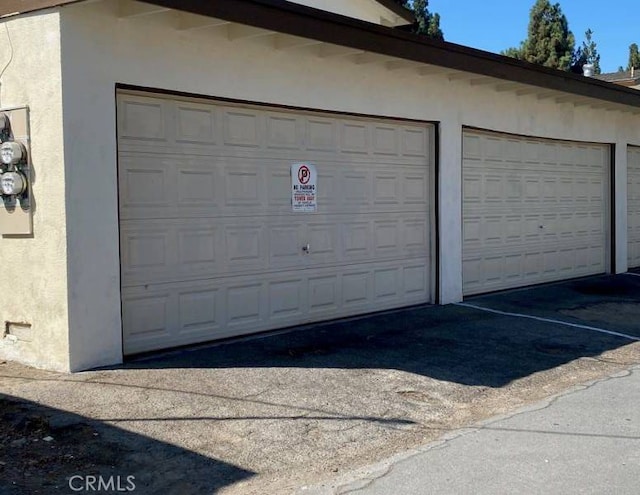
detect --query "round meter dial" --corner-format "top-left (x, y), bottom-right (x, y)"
top-left (1, 171), bottom-right (27, 196)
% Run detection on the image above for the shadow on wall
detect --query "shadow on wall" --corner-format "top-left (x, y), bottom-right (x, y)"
top-left (0, 394), bottom-right (254, 495)
top-left (121, 275), bottom-right (640, 388)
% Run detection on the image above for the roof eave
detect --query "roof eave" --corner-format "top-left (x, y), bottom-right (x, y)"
top-left (3, 0), bottom-right (639, 109)
top-left (143, 0), bottom-right (640, 109)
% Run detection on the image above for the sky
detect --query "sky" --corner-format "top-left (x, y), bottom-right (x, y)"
top-left (428, 0), bottom-right (638, 73)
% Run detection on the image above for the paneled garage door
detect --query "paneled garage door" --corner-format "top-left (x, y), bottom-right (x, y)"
top-left (118, 92), bottom-right (433, 354)
top-left (463, 129), bottom-right (608, 296)
top-left (628, 146), bottom-right (640, 268)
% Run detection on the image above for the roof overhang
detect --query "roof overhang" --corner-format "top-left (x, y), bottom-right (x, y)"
top-left (2, 0), bottom-right (640, 110)
top-left (1, 0), bottom-right (414, 23)
top-left (143, 0), bottom-right (640, 109)
top-left (616, 79), bottom-right (640, 87)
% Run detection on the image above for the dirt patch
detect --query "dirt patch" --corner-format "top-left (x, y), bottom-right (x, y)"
top-left (0, 401), bottom-right (135, 494)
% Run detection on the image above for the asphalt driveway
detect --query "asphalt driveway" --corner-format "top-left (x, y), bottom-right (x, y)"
top-left (1, 274), bottom-right (640, 494)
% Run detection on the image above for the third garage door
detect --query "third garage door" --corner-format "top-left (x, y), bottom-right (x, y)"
top-left (118, 92), bottom-right (433, 354)
top-left (463, 129), bottom-right (609, 296)
top-left (628, 146), bottom-right (640, 268)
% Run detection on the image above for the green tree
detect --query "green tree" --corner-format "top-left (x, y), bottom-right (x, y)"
top-left (502, 47), bottom-right (524, 60)
top-left (396, 0), bottom-right (444, 40)
top-left (502, 0), bottom-right (575, 71)
top-left (571, 29), bottom-right (601, 74)
top-left (628, 43), bottom-right (640, 70)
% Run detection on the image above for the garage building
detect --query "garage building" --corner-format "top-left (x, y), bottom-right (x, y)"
top-left (0, 0), bottom-right (639, 371)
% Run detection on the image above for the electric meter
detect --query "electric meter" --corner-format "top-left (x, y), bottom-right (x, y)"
top-left (1, 171), bottom-right (27, 196)
top-left (0, 141), bottom-right (26, 166)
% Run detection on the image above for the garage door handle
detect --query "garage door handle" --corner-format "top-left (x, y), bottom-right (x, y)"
top-left (302, 244), bottom-right (310, 254)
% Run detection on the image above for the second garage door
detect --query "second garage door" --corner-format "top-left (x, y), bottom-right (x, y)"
top-left (118, 92), bottom-right (433, 354)
top-left (628, 146), bottom-right (640, 268)
top-left (463, 129), bottom-right (609, 296)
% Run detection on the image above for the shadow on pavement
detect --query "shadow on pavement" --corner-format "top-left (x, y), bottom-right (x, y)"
top-left (122, 275), bottom-right (640, 388)
top-left (472, 273), bottom-right (640, 336)
top-left (0, 394), bottom-right (254, 495)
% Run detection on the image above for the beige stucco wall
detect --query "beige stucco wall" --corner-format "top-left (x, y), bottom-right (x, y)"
top-left (0, 12), bottom-right (70, 371)
top-left (6, 0), bottom-right (637, 371)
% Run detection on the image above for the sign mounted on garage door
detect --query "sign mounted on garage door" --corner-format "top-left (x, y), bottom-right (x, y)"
top-left (117, 91), bottom-right (433, 355)
top-left (628, 146), bottom-right (640, 268)
top-left (463, 129), bottom-right (609, 296)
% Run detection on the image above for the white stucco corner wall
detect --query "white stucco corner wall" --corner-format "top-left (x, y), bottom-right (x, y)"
top-left (0, 12), bottom-right (70, 371)
top-left (438, 119), bottom-right (463, 304)
top-left (59, 8), bottom-right (122, 372)
top-left (56, 1), bottom-right (640, 370)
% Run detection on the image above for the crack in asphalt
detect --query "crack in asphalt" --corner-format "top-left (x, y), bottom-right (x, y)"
top-left (0, 373), bottom-right (415, 428)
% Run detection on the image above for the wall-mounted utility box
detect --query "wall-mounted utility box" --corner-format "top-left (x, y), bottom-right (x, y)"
top-left (0, 106), bottom-right (32, 236)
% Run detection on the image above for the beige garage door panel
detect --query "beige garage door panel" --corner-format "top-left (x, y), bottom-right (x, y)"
top-left (628, 146), bottom-right (640, 268)
top-left (121, 260), bottom-right (429, 352)
top-left (118, 93), bottom-right (432, 354)
top-left (463, 130), bottom-right (608, 296)
top-left (120, 212), bottom-right (429, 285)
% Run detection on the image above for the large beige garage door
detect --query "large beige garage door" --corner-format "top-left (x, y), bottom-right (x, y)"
top-left (628, 146), bottom-right (640, 268)
top-left (118, 92), bottom-right (432, 354)
top-left (463, 129), bottom-right (608, 296)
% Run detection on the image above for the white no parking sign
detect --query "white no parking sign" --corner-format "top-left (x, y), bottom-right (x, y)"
top-left (291, 163), bottom-right (317, 212)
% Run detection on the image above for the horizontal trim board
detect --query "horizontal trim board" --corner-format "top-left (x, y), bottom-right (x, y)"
top-left (463, 126), bottom-right (615, 148)
top-left (116, 84), bottom-right (440, 126)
